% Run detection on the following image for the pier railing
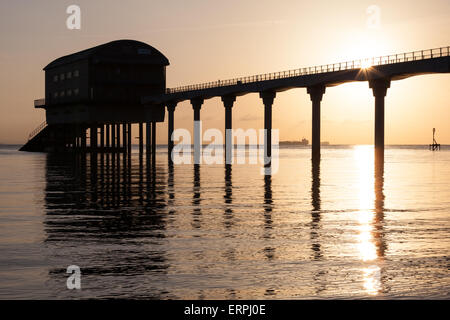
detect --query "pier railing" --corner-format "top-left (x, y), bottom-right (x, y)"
top-left (28, 120), bottom-right (47, 140)
top-left (166, 46), bottom-right (450, 94)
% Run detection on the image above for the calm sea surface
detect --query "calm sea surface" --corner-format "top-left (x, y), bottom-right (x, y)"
top-left (0, 144), bottom-right (449, 299)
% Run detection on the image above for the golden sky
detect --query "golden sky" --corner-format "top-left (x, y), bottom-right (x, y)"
top-left (0, 0), bottom-right (449, 144)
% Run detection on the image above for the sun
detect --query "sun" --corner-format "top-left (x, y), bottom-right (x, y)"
top-left (361, 58), bottom-right (373, 69)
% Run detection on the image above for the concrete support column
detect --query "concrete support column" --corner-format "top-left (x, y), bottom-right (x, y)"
top-left (94, 125), bottom-right (98, 151)
top-left (369, 79), bottom-right (390, 161)
top-left (152, 121), bottom-right (156, 163)
top-left (116, 124), bottom-right (121, 149)
top-left (74, 125), bottom-right (79, 149)
top-left (139, 122), bottom-right (144, 157)
top-left (191, 98), bottom-right (204, 165)
top-left (222, 95), bottom-right (236, 165)
top-left (167, 102), bottom-right (177, 163)
top-left (78, 126), bottom-right (82, 149)
top-left (127, 123), bottom-right (132, 155)
top-left (90, 125), bottom-right (97, 151)
top-left (111, 124), bottom-right (116, 150)
top-left (100, 125), bottom-right (104, 150)
top-left (73, 125), bottom-right (77, 149)
top-left (307, 85), bottom-right (326, 161)
top-left (69, 125), bottom-right (75, 149)
top-left (259, 91), bottom-right (276, 167)
top-left (105, 124), bottom-right (110, 148)
top-left (122, 123), bottom-right (127, 153)
top-left (68, 126), bottom-right (73, 149)
top-left (81, 126), bottom-right (86, 151)
top-left (146, 122), bottom-right (152, 162)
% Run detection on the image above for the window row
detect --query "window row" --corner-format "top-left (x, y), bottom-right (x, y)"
top-left (53, 88), bottom-right (80, 98)
top-left (53, 70), bottom-right (79, 82)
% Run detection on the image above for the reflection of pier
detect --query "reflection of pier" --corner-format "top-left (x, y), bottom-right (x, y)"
top-left (307, 153), bottom-right (387, 296)
top-left (310, 158), bottom-right (327, 295)
top-left (41, 143), bottom-right (392, 297)
top-left (310, 159), bottom-right (322, 261)
top-left (43, 152), bottom-right (171, 298)
top-left (192, 164), bottom-right (202, 229)
top-left (263, 175), bottom-right (275, 261)
top-left (223, 164), bottom-right (234, 230)
top-left (374, 156), bottom-right (387, 260)
top-left (45, 153), bottom-right (165, 211)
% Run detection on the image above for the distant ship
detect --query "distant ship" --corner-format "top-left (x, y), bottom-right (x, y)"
top-left (279, 138), bottom-right (309, 146)
top-left (300, 138), bottom-right (309, 146)
top-left (279, 139), bottom-right (331, 146)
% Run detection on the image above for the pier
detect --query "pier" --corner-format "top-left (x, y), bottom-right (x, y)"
top-left (21, 41), bottom-right (450, 165)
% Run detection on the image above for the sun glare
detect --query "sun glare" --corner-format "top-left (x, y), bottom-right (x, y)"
top-left (361, 59), bottom-right (373, 69)
top-left (339, 31), bottom-right (391, 68)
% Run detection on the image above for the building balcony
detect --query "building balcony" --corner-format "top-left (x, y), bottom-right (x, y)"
top-left (34, 98), bottom-right (46, 108)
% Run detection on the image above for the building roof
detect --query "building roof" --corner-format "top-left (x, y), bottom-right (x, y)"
top-left (44, 39), bottom-right (169, 70)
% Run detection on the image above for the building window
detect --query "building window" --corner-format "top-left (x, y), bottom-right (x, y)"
top-left (67, 72), bottom-right (72, 79)
top-left (74, 88), bottom-right (79, 95)
top-left (60, 91), bottom-right (65, 97)
top-left (53, 75), bottom-right (58, 82)
top-left (60, 73), bottom-right (65, 81)
top-left (67, 89), bottom-right (72, 96)
top-left (74, 70), bottom-right (79, 77)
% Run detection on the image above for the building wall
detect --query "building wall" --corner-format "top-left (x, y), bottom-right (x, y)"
top-left (45, 59), bottom-right (90, 106)
top-left (42, 41), bottom-right (168, 125)
top-left (90, 63), bottom-right (165, 105)
top-left (44, 58), bottom-right (166, 125)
